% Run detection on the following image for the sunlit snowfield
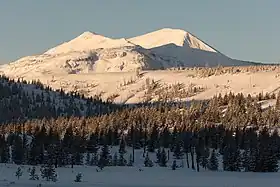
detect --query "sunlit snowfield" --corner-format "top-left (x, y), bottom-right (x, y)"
top-left (0, 148), bottom-right (280, 187)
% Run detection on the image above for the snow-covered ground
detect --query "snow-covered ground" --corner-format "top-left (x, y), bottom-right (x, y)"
top-left (1, 69), bottom-right (280, 104)
top-left (2, 164), bottom-right (280, 187)
top-left (1, 147), bottom-right (280, 187)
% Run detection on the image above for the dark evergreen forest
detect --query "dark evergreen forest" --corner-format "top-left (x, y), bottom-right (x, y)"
top-left (0, 75), bottom-right (280, 173)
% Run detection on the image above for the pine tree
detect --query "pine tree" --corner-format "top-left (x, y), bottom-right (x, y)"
top-left (173, 141), bottom-right (184, 159)
top-left (159, 148), bottom-right (167, 167)
top-left (118, 151), bottom-right (126, 166)
top-left (86, 152), bottom-right (91, 166)
top-left (156, 148), bottom-right (161, 163)
top-left (74, 172), bottom-right (82, 182)
top-left (112, 152), bottom-right (118, 166)
top-left (207, 150), bottom-right (218, 171)
top-left (200, 147), bottom-right (210, 169)
top-left (98, 144), bottom-right (111, 169)
top-left (29, 166), bottom-right (39, 180)
top-left (40, 162), bottom-right (57, 182)
top-left (144, 153), bottom-right (153, 167)
top-left (241, 149), bottom-right (250, 172)
top-left (12, 135), bottom-right (24, 165)
top-left (0, 138), bottom-right (9, 163)
top-left (119, 138), bottom-right (126, 154)
top-left (127, 154), bottom-right (133, 166)
top-left (147, 125), bottom-right (158, 152)
top-left (91, 152), bottom-right (98, 166)
top-left (248, 148), bottom-right (257, 172)
top-left (15, 167), bottom-right (23, 180)
top-left (172, 160), bottom-right (177, 170)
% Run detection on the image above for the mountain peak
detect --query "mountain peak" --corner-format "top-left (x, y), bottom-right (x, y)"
top-left (128, 28), bottom-right (217, 53)
top-left (78, 31), bottom-right (99, 39)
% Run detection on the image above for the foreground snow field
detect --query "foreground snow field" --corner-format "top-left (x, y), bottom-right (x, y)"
top-left (0, 164), bottom-right (280, 187)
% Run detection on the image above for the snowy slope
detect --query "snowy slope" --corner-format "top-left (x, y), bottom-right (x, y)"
top-left (0, 28), bottom-right (254, 77)
top-left (129, 28), bottom-right (217, 52)
top-left (1, 69), bottom-right (280, 105)
top-left (0, 28), bottom-right (264, 104)
top-left (45, 31), bottom-right (135, 55)
top-left (1, 147), bottom-right (280, 187)
top-left (129, 28), bottom-right (250, 67)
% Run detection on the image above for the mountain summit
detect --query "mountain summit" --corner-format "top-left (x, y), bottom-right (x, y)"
top-left (129, 28), bottom-right (217, 53)
top-left (45, 31), bottom-right (135, 54)
top-left (0, 28), bottom-right (254, 77)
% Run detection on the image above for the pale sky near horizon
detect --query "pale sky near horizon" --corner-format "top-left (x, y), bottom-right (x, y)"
top-left (0, 0), bottom-right (279, 63)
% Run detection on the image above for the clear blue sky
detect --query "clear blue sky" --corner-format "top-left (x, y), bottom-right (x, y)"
top-left (0, 0), bottom-right (279, 63)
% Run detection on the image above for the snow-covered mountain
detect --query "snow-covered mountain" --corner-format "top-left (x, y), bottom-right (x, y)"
top-left (0, 28), bottom-right (265, 104)
top-left (0, 28), bottom-right (254, 77)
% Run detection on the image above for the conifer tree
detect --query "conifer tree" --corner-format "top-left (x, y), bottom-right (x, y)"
top-left (127, 154), bottom-right (133, 166)
top-left (0, 138), bottom-right (9, 163)
top-left (91, 152), bottom-right (98, 166)
top-left (112, 152), bottom-right (118, 166)
top-left (156, 148), bottom-right (161, 163)
top-left (159, 148), bottom-right (167, 167)
top-left (40, 161), bottom-right (57, 182)
top-left (29, 166), bottom-right (39, 180)
top-left (12, 135), bottom-right (24, 165)
top-left (173, 141), bottom-right (184, 159)
top-left (74, 172), bottom-right (82, 182)
top-left (86, 152), bottom-right (91, 166)
top-left (119, 138), bottom-right (126, 154)
top-left (172, 160), bottom-right (177, 170)
top-left (118, 151), bottom-right (126, 166)
top-left (15, 167), bottom-right (23, 180)
top-left (144, 153), bottom-right (153, 167)
top-left (241, 148), bottom-right (250, 172)
top-left (98, 143), bottom-right (110, 168)
top-left (200, 147), bottom-right (210, 169)
top-left (207, 150), bottom-right (218, 171)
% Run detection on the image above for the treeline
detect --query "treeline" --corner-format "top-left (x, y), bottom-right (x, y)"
top-left (1, 91), bottom-right (280, 172)
top-left (168, 64), bottom-right (280, 77)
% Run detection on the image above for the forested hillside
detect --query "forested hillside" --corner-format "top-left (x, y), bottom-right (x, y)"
top-left (1, 87), bottom-right (280, 173)
top-left (0, 75), bottom-right (119, 124)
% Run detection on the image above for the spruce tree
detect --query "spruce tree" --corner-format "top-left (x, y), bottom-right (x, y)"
top-left (127, 154), bottom-right (133, 166)
top-left (40, 161), bottom-right (57, 182)
top-left (86, 152), bottom-right (91, 166)
top-left (91, 152), bottom-right (98, 166)
top-left (241, 149), bottom-right (250, 172)
top-left (200, 147), bottom-right (210, 169)
top-left (74, 172), bottom-right (82, 182)
top-left (207, 150), bottom-right (218, 171)
top-left (119, 138), bottom-right (126, 154)
top-left (118, 151), bottom-right (126, 166)
top-left (144, 153), bottom-right (153, 167)
top-left (159, 148), bottom-right (167, 167)
top-left (0, 139), bottom-right (9, 163)
top-left (112, 152), bottom-right (118, 166)
top-left (173, 141), bottom-right (184, 159)
top-left (12, 135), bottom-right (24, 165)
top-left (98, 144), bottom-right (110, 168)
top-left (172, 160), bottom-right (177, 170)
top-left (15, 167), bottom-right (23, 180)
top-left (156, 148), bottom-right (161, 163)
top-left (29, 166), bottom-right (39, 180)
